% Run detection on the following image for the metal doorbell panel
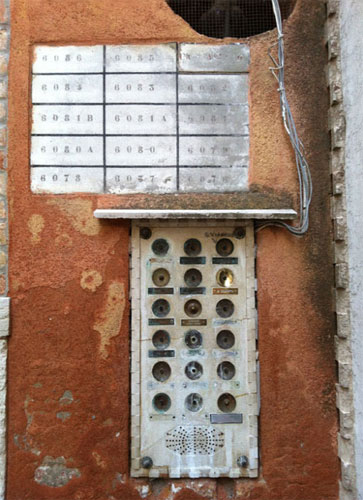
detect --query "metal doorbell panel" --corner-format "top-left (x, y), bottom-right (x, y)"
top-left (130, 220), bottom-right (258, 478)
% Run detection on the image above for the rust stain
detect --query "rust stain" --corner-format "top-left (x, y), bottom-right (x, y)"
top-left (80, 270), bottom-right (103, 293)
top-left (27, 214), bottom-right (44, 244)
top-left (47, 199), bottom-right (100, 236)
top-left (93, 282), bottom-right (125, 359)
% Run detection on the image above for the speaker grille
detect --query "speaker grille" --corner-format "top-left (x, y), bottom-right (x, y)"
top-left (165, 425), bottom-right (225, 456)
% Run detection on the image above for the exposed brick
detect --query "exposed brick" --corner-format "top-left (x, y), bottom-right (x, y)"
top-left (341, 461), bottom-right (355, 492)
top-left (335, 289), bottom-right (350, 318)
top-left (0, 55), bottom-right (7, 75)
top-left (0, 151), bottom-right (5, 169)
top-left (338, 362), bottom-right (352, 389)
top-left (335, 334), bottom-right (352, 365)
top-left (0, 201), bottom-right (5, 219)
top-left (331, 148), bottom-right (345, 174)
top-left (0, 31), bottom-right (7, 51)
top-left (336, 263), bottom-right (349, 289)
top-left (331, 120), bottom-right (345, 149)
top-left (0, 223), bottom-right (6, 246)
top-left (0, 60), bottom-right (5, 83)
top-left (0, 128), bottom-right (6, 148)
top-left (334, 216), bottom-right (346, 241)
top-left (0, 81), bottom-right (6, 100)
top-left (327, 1), bottom-right (357, 493)
top-left (337, 312), bottom-right (350, 339)
top-left (331, 194), bottom-right (345, 220)
top-left (327, 0), bottom-right (339, 16)
top-left (332, 170), bottom-right (344, 194)
top-left (0, 1), bottom-right (8, 24)
top-left (0, 252), bottom-right (6, 269)
top-left (328, 35), bottom-right (339, 60)
top-left (340, 409), bottom-right (354, 430)
top-left (336, 384), bottom-right (354, 413)
top-left (339, 484), bottom-right (355, 500)
top-left (0, 104), bottom-right (5, 123)
top-left (329, 75), bottom-right (343, 105)
top-left (0, 276), bottom-right (6, 296)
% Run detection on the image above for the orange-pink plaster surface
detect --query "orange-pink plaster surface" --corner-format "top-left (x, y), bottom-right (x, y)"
top-left (6, 0), bottom-right (338, 498)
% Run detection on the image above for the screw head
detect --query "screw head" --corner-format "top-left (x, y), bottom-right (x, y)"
top-left (140, 227), bottom-right (152, 240)
top-left (237, 455), bottom-right (248, 468)
top-left (141, 456), bottom-right (153, 469)
top-left (233, 227), bottom-right (246, 239)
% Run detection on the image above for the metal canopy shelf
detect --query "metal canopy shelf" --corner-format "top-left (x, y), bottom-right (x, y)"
top-left (94, 209), bottom-right (297, 219)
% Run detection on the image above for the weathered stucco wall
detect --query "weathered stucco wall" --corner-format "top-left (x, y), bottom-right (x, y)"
top-left (6, 0), bottom-right (339, 498)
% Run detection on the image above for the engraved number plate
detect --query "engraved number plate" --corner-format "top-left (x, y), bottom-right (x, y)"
top-left (31, 44), bottom-right (250, 194)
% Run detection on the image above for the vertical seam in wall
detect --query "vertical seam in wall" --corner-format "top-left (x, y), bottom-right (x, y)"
top-left (325, 0), bottom-right (357, 498)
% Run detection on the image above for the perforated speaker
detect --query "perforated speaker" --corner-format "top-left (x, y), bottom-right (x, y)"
top-left (165, 425), bottom-right (225, 456)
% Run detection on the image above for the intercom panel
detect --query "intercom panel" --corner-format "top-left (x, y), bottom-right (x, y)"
top-left (130, 220), bottom-right (258, 478)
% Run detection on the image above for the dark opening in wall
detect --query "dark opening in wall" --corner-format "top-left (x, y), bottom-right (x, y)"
top-left (166, 0), bottom-right (296, 38)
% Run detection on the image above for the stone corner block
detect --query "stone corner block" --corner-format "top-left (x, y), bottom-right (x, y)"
top-left (0, 297), bottom-right (9, 337)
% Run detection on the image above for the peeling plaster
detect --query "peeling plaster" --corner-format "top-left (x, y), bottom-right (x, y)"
top-left (13, 394), bottom-right (42, 456)
top-left (136, 484), bottom-right (150, 498)
top-left (80, 270), bottom-right (103, 292)
top-left (92, 451), bottom-right (107, 469)
top-left (47, 199), bottom-right (101, 236)
top-left (112, 472), bottom-right (126, 490)
top-left (56, 411), bottom-right (71, 422)
top-left (171, 483), bottom-right (182, 494)
top-left (93, 282), bottom-right (125, 359)
top-left (59, 390), bottom-right (73, 405)
top-left (34, 456), bottom-right (80, 487)
top-left (27, 214), bottom-right (44, 244)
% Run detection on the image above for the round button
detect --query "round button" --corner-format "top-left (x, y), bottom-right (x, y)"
top-left (184, 238), bottom-right (202, 256)
top-left (218, 393), bottom-right (236, 413)
top-left (185, 393), bottom-right (203, 412)
top-left (153, 393), bottom-right (171, 412)
top-left (216, 238), bottom-right (234, 256)
top-left (152, 268), bottom-right (170, 286)
top-left (152, 362), bottom-right (171, 382)
top-left (184, 299), bottom-right (202, 317)
top-left (152, 299), bottom-right (170, 317)
top-left (185, 361), bottom-right (203, 380)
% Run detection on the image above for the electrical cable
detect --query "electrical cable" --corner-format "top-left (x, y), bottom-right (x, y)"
top-left (256, 0), bottom-right (312, 235)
